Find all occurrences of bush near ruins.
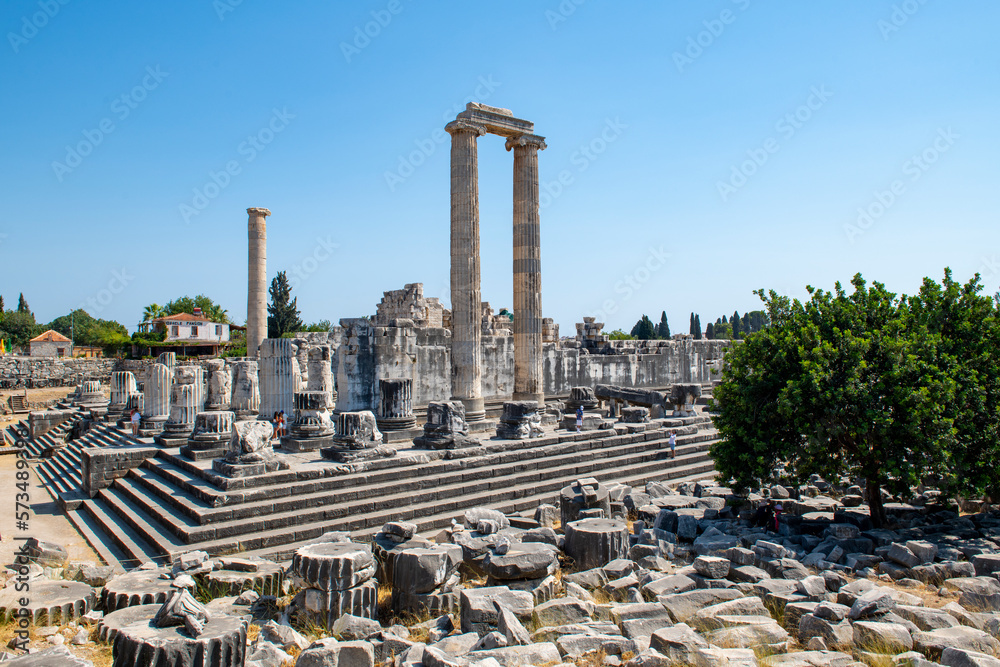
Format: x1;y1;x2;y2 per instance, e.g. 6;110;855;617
710;270;1000;527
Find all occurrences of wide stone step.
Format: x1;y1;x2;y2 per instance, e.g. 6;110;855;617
64;508;131;574
80;498;165;570
180;442;718;558
99;487;187;556
241;457;719;562
119;433;716;548
142;425;717;512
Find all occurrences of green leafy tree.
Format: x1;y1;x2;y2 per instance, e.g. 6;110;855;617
607;329;634;340
268;271;303;338
142;303;166;322
164;295;231;324
303;320;333;332
694;314;702;340
17;293;29;314
713;322;732;339
630;315;655;340
0;310;40;349
706;322;715;339
732;310;742;339
710;274;957;528
48;309;128;347
657;312;670;339
906;270;1000;500
0;295;5;314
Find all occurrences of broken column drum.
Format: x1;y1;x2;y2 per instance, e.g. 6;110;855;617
258;338;296;418
246;207;271;358
142;363;171;432
156;351;176;369
306;345;336;401
560;478;613;526
377;378;415;431
670;383;703;417
229;360;260;420
413;401;478;450
77;380;104;405
333;411;383;449
189;411;235;447
109;371;138;412
496;400;542;440
566;386;599;411
164;366;203;437
291;391;335;439
204;359;232;411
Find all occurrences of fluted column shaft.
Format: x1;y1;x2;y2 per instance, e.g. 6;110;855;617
247;207;271;358
446;121;487;422
507;134;547;406
142;363;171;426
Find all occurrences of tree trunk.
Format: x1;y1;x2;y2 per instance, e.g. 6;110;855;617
866;480;887;528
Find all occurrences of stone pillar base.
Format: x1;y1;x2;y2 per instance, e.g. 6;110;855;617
460;397;486;422
513;392;545;407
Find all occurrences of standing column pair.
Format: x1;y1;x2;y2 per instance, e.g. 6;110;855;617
446;120;546;417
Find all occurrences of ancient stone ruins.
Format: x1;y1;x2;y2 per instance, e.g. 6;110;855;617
4;103;1000;666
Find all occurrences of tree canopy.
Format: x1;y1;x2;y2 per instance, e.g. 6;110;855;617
630;315;656;340
162;295;231;324
48;309;129;350
268;271;303;338
710;271;999;527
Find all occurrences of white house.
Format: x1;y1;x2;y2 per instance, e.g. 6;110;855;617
137;308;232;356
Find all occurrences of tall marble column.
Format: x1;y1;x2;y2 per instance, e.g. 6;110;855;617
247;207;271;358
506;134;547;406
446;120;487;422
259;338;296;418
142;362;170;432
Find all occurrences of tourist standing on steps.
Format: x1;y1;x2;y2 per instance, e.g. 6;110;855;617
575;405;583;432
130;408;141;436
278;410;287;437
669;430;676;458
270;412;280;442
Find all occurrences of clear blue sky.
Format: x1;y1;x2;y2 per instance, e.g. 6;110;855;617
2;1;997;334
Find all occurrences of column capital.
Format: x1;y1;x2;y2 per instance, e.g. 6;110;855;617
247;207;271;217
505;134;547;152
445;120;487;137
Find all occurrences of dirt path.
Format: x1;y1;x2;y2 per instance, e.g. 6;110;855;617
0;451;101;568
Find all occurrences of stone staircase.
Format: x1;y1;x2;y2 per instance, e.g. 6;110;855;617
25;394;721;572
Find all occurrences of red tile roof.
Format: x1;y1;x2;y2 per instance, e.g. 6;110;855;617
30;329;72;343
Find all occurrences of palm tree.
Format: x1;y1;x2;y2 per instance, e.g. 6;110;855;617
142;303;165;322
